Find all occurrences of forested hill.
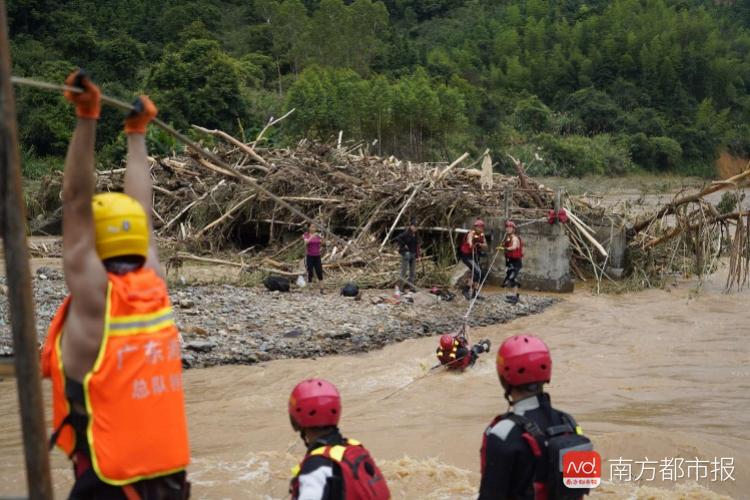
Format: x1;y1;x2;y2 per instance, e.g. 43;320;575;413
8;0;750;177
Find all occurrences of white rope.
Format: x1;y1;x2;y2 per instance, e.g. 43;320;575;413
463;248;502;321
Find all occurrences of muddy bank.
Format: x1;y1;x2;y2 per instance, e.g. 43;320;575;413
0;267;556;367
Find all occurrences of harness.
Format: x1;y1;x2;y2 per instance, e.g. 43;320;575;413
460;231;485;256
436;337;472;370
481;410;590;500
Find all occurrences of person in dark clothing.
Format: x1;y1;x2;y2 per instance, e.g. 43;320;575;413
501;220;523;304
395;219;419;291
288;379;390;500
479;335;590;500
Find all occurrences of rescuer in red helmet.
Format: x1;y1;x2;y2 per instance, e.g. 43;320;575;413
478;335;593;499
435;329;491;371
458;218;489;300
501;220;524;304
288;379;390;500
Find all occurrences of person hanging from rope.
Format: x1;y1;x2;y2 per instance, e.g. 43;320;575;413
479;335;593;500
459;219;488;300
435;325;491;371
288;379;391;500
501;220;524;305
40;69;190;499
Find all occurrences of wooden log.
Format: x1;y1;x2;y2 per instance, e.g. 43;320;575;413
632;165;750;234
641;210;746;249
435;152;469;182
176;252;247;268
379;181;425;251
567;209;608;258
153;185;180;198
251;108;296;149
162;180;226;231
192;125;270;169
196;192;257;238
0;1;54;495
187;158;351;250
280;196;343;203
507;154;545;208
260;266;298;277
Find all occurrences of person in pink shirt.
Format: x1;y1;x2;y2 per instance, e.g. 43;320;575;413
303;223;325;293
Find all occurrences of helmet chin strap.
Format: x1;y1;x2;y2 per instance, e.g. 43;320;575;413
504;387;513;407
501;377;513;406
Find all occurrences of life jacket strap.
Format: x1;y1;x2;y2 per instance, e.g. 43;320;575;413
49;413;73;451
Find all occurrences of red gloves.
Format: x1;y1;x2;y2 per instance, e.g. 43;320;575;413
64;69;101;120
125;96;158;135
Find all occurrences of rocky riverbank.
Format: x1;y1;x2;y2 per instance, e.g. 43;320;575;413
0;268;557;368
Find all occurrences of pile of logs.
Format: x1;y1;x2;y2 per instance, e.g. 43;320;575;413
28;120;750;292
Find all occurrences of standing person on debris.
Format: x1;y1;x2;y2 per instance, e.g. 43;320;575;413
501;220;523;304
395;217;420;292
303;223;325;294
436;326;490;371
479;335;593;500
288;379;391;500
40;70;190;499
459;219;488;300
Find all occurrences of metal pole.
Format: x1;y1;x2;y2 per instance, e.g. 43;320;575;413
0;0;54;497
9;76;350;250
504;185;512;220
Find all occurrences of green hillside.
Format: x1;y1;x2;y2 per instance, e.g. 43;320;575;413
8;0;750;177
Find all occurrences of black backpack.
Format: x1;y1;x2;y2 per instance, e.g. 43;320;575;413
341;282;359;297
264;276;290;292
505;412;593;499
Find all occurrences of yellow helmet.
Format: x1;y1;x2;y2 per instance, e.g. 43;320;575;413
91;192;149;260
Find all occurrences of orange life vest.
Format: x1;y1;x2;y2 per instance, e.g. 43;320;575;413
41;267;190;486
460;231;485;256
436;337;472;370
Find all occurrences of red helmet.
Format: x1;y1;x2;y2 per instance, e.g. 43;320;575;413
505;220;517;229
496;335;551;386
289;378;341;428
474;219;485;228
439;334;455;350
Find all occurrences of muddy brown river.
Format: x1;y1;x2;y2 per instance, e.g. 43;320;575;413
1;271;747;499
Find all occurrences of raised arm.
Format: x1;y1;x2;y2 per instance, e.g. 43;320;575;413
61;70;107;308
122;97;161;276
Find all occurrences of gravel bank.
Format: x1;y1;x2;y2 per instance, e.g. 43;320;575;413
0;268;557;368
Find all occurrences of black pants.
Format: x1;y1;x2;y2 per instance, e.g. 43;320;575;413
306;255;323;282
460;254;483;284
504;258;522;287
70;465;189;500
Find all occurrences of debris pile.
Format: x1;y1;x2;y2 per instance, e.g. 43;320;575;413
34;136;562;288
28;124;750;293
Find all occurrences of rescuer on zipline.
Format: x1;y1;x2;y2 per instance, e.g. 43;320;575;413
40;69;191;499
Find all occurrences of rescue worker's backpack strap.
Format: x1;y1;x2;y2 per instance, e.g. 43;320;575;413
504;413;545;457
504;412;550;498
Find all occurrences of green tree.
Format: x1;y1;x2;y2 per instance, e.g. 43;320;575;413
147;39;252;132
